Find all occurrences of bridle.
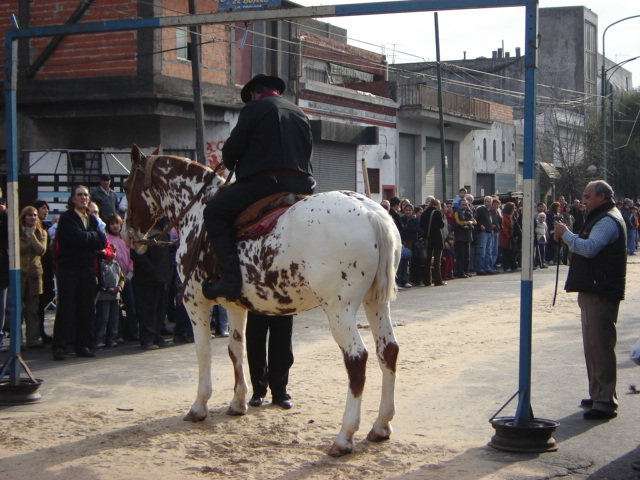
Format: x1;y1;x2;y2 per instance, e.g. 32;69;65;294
126;155;225;246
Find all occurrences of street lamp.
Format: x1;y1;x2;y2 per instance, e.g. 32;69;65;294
379;133;391;160
601;14;640;182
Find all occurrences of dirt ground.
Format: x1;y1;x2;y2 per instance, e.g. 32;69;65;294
1;262;639;480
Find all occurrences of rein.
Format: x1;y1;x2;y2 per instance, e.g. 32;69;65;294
130;156;223;246
177;164;233;299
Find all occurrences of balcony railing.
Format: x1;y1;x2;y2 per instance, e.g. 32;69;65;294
398;84;491;121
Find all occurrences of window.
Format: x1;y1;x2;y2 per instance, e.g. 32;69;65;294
176;27;191;61
584;22;597;101
68;152;101;185
483;138;487;160
502;141;505;162
367;168;380;194
493;140;497;162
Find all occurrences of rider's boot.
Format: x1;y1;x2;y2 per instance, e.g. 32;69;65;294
202;231;242;302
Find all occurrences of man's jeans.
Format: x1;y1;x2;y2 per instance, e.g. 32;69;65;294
476;231;492;273
490;232;499;270
628;229;637;255
396;246;412;285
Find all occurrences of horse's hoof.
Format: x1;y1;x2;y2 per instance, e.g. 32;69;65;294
328;442;353;457
183;410;207;422
226;405;247;416
366;427;391;442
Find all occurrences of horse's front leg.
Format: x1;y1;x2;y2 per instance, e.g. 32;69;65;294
225;306;249;415
184;302;213;422
326;306;368;457
363;301;398;442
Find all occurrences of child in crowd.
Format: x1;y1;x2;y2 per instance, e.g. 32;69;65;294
534;212;548;269
105;214;137;342
442;234;455;280
92;246;125;349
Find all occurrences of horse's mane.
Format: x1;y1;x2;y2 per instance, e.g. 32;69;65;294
150;154;217;185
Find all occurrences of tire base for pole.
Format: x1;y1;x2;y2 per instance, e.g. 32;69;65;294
0;378;43;405
489;416;559;453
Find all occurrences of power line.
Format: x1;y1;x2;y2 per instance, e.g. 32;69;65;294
23;2;605;110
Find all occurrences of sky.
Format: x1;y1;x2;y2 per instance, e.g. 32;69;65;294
295;0;639;87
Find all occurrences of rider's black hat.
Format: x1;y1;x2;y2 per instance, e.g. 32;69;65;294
240;74;286;104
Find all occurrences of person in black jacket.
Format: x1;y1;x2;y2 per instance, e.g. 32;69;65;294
52;186;107;360
202;74;315;302
420;199;446;286
131;217;173;350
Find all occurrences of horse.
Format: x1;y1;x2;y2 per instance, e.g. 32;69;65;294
124;145;401;456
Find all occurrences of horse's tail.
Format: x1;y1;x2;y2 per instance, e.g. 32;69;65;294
366;208;401;304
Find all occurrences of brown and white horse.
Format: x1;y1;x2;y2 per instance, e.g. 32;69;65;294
124;145;401;456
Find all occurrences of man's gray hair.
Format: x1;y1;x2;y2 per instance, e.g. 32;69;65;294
589;180;614;200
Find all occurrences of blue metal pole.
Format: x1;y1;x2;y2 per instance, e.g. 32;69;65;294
514;0;538;426
2;28;22;384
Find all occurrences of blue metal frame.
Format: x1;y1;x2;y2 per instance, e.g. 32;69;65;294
3;1;540;427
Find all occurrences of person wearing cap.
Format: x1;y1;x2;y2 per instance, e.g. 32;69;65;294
202;74;314;301
90;174;119;223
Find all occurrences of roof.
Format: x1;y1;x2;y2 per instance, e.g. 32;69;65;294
538;162;560;179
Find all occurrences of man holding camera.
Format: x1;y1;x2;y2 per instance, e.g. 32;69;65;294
554;180;626;420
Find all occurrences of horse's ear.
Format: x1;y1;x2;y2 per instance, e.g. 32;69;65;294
151;144;162;156
131;144;144;164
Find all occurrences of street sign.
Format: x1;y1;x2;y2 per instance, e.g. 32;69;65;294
219;0;281;12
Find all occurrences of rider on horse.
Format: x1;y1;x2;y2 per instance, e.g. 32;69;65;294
202;74;315;301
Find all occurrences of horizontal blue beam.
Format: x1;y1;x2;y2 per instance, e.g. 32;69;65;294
5;0;535;40
7;17;161;40
335;0;530;16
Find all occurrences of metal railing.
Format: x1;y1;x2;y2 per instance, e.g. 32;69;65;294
398;84;491;121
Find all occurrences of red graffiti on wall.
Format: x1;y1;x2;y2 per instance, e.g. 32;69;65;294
206;140;227;178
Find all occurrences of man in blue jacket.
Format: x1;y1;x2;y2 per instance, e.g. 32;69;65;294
202;74;315;302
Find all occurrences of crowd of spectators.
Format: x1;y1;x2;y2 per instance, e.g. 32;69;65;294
380;187;640;289
0;178;228;357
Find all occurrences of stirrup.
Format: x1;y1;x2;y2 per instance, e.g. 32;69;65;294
202;275;240;302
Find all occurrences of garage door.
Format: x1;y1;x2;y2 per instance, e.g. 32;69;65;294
312;141;357;193
398;134;416;201
425;138;454;201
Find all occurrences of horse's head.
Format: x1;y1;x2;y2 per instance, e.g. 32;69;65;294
124;145;164;253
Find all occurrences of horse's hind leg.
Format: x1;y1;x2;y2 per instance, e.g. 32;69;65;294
325;304;369;457
363;300;398;442
184;303;214;422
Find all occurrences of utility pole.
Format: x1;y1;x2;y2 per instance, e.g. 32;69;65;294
434;12;447;201
189;0;206;164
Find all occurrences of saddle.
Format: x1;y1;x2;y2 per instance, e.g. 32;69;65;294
194;192;307;301
234;192;308;240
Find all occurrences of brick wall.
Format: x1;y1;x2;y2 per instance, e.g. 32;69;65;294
489;101;514;124
160;0;229;85
0;2;19;70
300;31;387;78
27;0;138;79
341;80;392;99
0;0;229;84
